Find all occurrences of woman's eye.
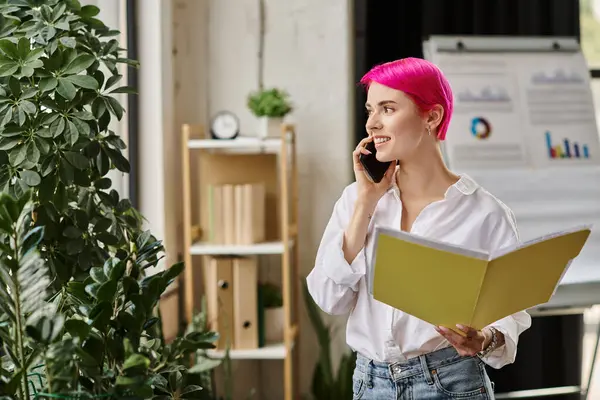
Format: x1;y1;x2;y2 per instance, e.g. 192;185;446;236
365;109;373;116
384;107;394;113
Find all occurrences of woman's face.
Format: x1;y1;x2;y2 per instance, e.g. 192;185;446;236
365;82;430;163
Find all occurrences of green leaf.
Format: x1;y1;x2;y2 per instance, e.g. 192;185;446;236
34;137;50;154
63;225;82;239
105;147;129;173
81;5;100;18
123;353;150;372
71;117;90;136
96;147;110;176
20;88;37;100
90;267;107;284
110;85;136;94
50;117;65;137
16;104;25;125
96;231;118;246
181;385;203;397
96;279;117;302
39;77;57;93
93;217;112;233
64;74;98;89
59;36;76;48
0;62;18;77
94;177;111;189
38;174;56;202
163;262;184;283
91;96;106;118
66;237;84;254
26;140;39;163
64;319;90;340
0;38;18;59
66;119;79;144
16;37;29;60
73;110;95;120
57;78;76;100
105;95;124;120
0;137;20;150
58;157;74;184
20;100;35;114
19;170;40;186
105;73;122;90
63;53;95;75
63;151;88;169
9;144;25;166
24;48;44;63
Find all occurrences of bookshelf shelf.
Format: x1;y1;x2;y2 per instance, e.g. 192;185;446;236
180;123;300;400
188;136;283;152
206;342;288;360
189;240;293;255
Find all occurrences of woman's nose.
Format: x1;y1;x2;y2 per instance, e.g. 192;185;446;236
366;114;381;132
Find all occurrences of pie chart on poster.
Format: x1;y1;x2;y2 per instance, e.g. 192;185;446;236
470;117;492;140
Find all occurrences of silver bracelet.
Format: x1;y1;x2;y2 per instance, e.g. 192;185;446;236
477;327;498;358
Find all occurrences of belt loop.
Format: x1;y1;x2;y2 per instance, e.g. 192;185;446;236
366;360;374;389
419;355;434;385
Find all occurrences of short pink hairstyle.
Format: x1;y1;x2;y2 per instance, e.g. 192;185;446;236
360;57;453;141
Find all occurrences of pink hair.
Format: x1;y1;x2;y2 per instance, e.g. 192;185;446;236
360;57;453;141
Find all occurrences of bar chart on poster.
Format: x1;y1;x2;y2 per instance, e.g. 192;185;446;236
423;37;600;171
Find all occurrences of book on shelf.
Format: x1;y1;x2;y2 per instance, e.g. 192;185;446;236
205;182;266;245
204;255;279;351
368;225;592;334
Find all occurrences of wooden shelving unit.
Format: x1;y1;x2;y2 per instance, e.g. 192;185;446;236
180;123;300;400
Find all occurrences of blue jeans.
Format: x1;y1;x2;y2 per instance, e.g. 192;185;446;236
353;346;495;399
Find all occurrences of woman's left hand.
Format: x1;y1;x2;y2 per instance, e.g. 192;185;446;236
435;324;487;357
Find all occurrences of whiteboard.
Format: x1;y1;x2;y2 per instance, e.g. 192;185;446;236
423;37;600;307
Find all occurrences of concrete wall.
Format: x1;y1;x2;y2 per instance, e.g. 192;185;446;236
139;0;356;397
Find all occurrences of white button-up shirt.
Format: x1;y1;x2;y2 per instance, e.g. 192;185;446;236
306;173;532;369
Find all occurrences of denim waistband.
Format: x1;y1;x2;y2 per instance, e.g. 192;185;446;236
356;346;476;380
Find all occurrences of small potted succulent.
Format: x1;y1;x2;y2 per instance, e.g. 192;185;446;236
247;87;293;138
260;282;284;343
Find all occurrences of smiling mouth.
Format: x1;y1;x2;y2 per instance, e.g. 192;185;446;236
374;137;391;144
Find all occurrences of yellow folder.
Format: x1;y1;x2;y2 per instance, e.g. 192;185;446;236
368;225;592;331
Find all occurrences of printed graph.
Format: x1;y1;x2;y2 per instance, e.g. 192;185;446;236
531;68;584;85
457;86;511;103
545;131;590;159
470;117;492;139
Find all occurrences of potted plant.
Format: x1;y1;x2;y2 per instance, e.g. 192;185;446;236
259;282;284;343
247;88;293;139
0;1;222;398
301;280;355;400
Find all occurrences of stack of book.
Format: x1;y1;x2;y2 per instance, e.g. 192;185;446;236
205;182;266;244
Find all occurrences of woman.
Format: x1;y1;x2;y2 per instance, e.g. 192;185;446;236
306;57;532;399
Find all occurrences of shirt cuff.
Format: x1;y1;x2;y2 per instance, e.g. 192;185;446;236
320;231;366;290
482;319;519;369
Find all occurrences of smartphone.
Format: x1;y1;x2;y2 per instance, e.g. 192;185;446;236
358;140;392;183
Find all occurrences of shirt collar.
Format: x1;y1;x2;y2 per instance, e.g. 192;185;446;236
387;172;479;198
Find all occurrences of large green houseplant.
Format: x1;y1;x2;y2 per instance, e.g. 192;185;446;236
0;1;221;398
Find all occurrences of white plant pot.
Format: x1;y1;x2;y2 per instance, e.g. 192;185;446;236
264;306;284;343
258;116;283;139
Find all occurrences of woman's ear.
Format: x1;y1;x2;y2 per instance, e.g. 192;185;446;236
427;105;444;130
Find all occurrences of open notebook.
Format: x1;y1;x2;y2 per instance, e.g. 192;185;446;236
368;225;592;331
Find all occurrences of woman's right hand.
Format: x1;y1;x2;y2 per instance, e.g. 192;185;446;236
352;136;396;206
